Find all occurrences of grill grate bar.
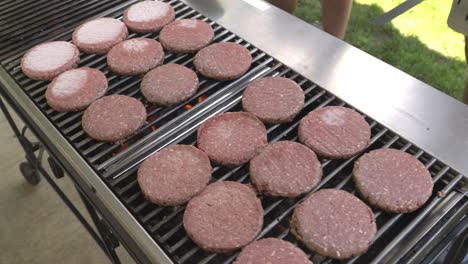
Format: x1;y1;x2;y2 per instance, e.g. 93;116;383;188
1;0;125;55
254;129;390;238
49;44;267;169
2;0;283;174
166;118;390;263
0;0;39;17
0;0;88;40
6;2;208;76
2;1;466;263
369;173;464;264
0;0;52;25
98;57;278;174
347;163;453;264
0;0;138;62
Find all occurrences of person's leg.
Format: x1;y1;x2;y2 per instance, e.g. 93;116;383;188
269;0;296;14
464;36;468;104
321;0;353;39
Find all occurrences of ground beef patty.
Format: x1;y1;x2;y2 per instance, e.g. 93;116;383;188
353;148;433;213
234;238;312;264
123;1;175;33
291;189;377;259
141;63;199;106
137;144;211;206
107;38;164;76
82;95;146;142
46;67;107;112
159;19;214;53
250;141;322;197
242;77;304;124
197;112;267;166
193;42;252;80
72;17;128;55
183;181;264;252
298;106;370;159
21;41;80;80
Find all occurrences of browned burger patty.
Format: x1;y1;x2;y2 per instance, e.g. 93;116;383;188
291;189;377;259
141;63;199;106
298;106;370;159
249;141;322;197
137;144;211;206
123;1;175;33
183;181;264;252
197;112;267;166
107;38;164;76
21;41;80;80
193;42;252;80
82;95;146;142
159;19;214;53
234;238;313;264
353;148;433;213
242;77;305;124
72;17;128;55
46;67;108;112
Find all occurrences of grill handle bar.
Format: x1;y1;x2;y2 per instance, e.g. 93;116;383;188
445;225;468;264
371;174;465;264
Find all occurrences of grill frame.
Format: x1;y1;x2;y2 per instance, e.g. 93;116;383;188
0;0;467;264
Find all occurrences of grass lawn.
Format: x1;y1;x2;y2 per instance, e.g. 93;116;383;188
296;0;466;101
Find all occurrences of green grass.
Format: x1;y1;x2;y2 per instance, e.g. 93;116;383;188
296;0;465;100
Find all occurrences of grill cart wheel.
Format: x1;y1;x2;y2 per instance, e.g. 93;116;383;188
19;162;41;185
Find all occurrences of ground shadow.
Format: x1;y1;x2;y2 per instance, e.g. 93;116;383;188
296;0;465;101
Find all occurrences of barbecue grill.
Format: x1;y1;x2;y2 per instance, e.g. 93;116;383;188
1;0;467;263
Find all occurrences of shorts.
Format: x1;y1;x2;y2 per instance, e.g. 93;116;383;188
448;0;468;35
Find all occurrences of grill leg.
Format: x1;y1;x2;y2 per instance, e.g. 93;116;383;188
77;189;121;264
0;96;119;263
0;96;41;185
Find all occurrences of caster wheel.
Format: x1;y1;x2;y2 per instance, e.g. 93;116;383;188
19;162;41;185
48;157;64;179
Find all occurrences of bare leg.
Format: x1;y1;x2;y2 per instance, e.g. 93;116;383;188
269;0;296;14
322;0;353;39
464;36;468;104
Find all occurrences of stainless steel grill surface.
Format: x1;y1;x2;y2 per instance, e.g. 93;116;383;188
0;0;466;264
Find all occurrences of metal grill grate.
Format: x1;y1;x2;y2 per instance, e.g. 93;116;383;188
0;1;466;263
108;63;466;263
0;0;276;173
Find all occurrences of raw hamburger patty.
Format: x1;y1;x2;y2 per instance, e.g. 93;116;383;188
21;41;80;80
137;144;211;206
123;1;175;33
242;77;304;124
82;95;146;142
250;141;322;197
291;189;377;259
197;112;267;166
72;17;128;55
141;63;199;106
107;38;164;76
353;148;433;213
234;238;312;264
194;42;252;80
298;106;370;159
46;67;108;112
159;19;214;53
183;181;264;252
